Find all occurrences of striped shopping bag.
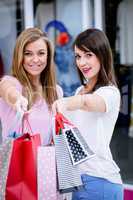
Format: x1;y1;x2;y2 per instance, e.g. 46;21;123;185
54;133;82;193
53;113;95;193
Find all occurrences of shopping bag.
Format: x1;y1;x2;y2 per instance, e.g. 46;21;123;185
5;114;41;200
54;133;83;193
53;114;83;193
37;145;58;200
0;139;13;200
54;113;95;193
0;112;23;200
56;113;95;165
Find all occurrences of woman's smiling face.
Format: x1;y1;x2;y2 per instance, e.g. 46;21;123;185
23;38;48;78
74;45;101;82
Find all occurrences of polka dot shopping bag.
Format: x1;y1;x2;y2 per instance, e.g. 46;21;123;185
37;145;58;200
37;145;64;200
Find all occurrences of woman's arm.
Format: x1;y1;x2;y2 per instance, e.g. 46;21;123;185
52;86;120;114
52;93;106;114
0;77;28;113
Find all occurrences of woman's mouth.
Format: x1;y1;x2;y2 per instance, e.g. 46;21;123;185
29;65;41;70
82;67;91;74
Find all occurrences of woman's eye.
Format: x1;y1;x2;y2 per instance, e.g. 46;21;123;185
24;52;32;56
75;55;80;59
39;52;44;55
39;52;47;56
85;53;93;57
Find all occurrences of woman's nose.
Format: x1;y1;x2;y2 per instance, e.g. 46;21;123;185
32;55;39;62
79;56;86;66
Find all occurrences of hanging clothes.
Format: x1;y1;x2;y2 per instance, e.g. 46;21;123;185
116;0;133;65
0;1;17;73
45;20;81;97
35;2;55;40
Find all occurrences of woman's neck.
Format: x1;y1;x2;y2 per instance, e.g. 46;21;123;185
85;77;97;91
29;75;41;87
79;77;98;95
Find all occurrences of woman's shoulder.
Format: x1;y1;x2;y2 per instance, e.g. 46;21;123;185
75;84;120;96
94;85;121;113
95;85;120;95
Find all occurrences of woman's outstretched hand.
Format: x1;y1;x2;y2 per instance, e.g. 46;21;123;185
13;95;28;114
52;98;67;115
52;95;83;115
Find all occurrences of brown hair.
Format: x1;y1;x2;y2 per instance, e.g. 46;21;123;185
11;27;58;108
73;28;117;88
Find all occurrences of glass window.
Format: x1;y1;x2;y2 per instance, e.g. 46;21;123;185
105;0;133;185
0;0;24;76
34;0;88;96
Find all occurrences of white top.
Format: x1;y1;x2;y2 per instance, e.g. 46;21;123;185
65;85;122;184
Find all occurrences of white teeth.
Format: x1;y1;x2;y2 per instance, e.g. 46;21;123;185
30;65;40;67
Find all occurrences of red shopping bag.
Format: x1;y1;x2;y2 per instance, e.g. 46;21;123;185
5;114;41;200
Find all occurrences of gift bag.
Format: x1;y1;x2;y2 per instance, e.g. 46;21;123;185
37;145;58;200
62;127;94;165
5;114;41;200
54;113;95;193
56;113;95;165
0;112;23;200
54;133;82;193
0;139;13;200
53;114;83;193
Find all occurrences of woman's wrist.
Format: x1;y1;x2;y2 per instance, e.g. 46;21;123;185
66;95;83;110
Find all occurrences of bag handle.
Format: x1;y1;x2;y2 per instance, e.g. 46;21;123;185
22;113;33;135
54;112;74;135
8;112;33;138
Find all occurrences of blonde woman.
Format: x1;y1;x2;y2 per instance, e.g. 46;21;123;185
0;27;63;144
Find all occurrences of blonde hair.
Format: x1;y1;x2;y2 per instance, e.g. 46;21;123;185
11;27;58;109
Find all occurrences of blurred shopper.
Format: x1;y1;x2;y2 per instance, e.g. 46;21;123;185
52;28;123;200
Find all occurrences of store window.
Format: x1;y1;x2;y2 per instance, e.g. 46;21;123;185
0;0;24;76
34;0;95;96
0;0;24;142
105;0;133;185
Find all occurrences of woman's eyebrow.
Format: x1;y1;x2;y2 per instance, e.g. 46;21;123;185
24;49;47;52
